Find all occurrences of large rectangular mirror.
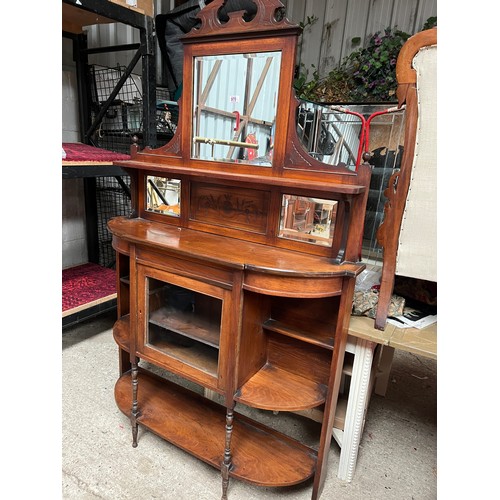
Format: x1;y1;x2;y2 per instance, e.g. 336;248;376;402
192;51;281;166
278;195;338;247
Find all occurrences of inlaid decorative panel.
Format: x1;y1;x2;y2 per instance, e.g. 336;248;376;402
190;183;270;233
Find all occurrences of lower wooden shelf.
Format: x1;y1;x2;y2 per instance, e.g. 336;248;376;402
115;369;317;486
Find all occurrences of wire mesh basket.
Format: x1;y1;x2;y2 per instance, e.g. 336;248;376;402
88;65;177;153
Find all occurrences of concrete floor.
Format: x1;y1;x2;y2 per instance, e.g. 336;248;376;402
62;311;437;499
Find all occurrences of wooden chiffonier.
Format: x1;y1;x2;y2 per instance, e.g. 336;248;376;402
108;1;371;499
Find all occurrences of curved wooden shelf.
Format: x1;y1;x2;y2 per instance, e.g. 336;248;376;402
235;364;327;411
116;316;327;412
115;369;317;486
113;315;130;351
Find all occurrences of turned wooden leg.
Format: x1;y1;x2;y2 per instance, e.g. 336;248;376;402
131;361;140;448
221;408;234;500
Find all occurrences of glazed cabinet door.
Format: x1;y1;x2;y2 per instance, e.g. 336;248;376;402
136;263;232;392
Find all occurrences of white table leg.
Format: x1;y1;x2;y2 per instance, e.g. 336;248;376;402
337;338;376;482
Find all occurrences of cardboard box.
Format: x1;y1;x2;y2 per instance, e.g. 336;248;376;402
108;0;154;18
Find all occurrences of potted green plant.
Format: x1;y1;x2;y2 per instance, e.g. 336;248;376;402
294;17;437;103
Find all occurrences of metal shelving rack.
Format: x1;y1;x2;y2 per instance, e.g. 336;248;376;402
62;0;157;150
63;0;156;265
62;0;156;326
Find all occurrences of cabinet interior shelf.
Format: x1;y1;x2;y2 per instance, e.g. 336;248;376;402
115;369;317;486
263;319;334;350
115;316;329;412
148;324;219;377
149;306;220;348
115;316;219;379
235;363;327;411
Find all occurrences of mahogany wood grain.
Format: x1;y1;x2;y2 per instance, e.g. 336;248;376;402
268;296;339;341
128;245;139;367
243;272;343;298
117;159;369;195
236;291;269;389
116;253;131;375
115;369;317;486
109;217;364;278
135;247;233;289
181;0;301;43
263;319;334;350
146;325;220;376
108;1;373;497
190;182;271;234
112;315;130;352
115;314;221;391
116;253;130;318
266;333;331;384
136;264;231;390
396;28;437;86
219;271;244;404
312;276;354;499
235;363;327;411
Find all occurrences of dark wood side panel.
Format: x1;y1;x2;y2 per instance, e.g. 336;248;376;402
237;291;269;388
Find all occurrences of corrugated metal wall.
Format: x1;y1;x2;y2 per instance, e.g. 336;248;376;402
284;0;437;79
84;0;437;87
86;22;141;70
84;0;170;80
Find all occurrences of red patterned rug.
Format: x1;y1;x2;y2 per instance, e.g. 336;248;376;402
62;142;130;162
62;263;117;313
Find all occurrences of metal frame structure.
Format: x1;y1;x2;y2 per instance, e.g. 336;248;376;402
62;0;154;266
62;0;157;149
